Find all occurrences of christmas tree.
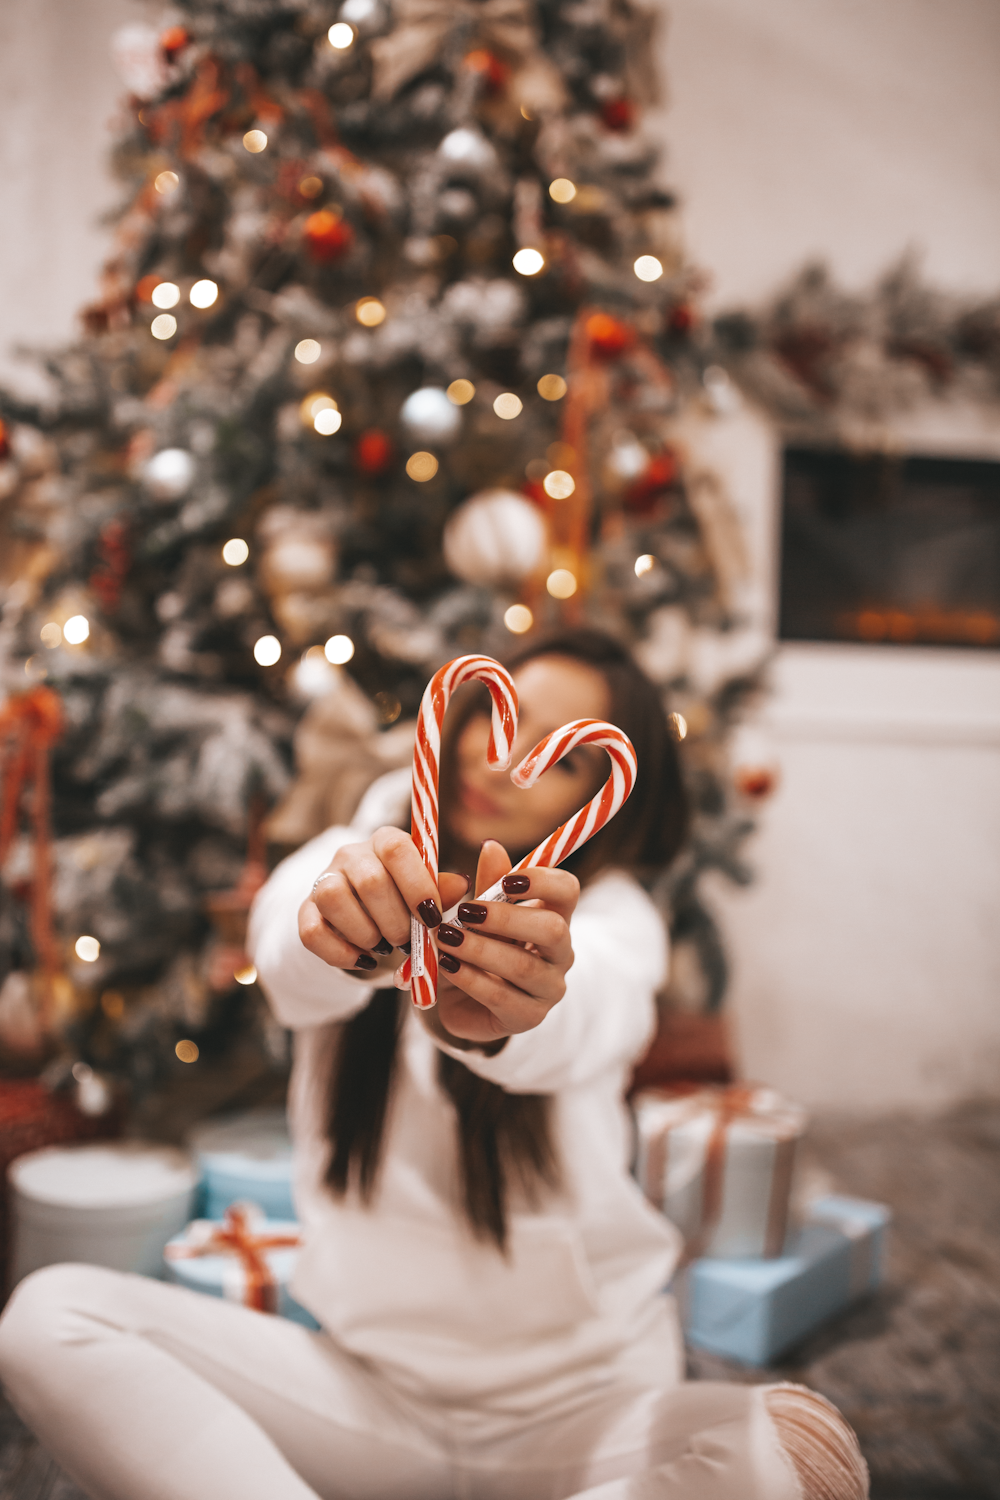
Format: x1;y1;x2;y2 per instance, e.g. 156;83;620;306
0;0;764;1107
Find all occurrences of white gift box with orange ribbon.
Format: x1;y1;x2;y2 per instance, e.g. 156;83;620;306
633;1085;808;1260
163;1202;318;1328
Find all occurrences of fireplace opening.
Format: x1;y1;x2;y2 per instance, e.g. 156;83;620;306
778;446;1000;649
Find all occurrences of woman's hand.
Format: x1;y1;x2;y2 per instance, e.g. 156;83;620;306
298;827;470;978
421;839;580;1045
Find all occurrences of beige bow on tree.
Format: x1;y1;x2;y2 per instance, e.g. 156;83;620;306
371;0;538;100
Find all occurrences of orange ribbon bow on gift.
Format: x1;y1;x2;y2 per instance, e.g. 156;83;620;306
165;1203;302;1313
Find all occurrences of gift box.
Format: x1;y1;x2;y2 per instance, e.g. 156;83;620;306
634;1084;807;1259
164;1203;319;1329
8;1141;197;1288
187;1106;295;1221
677;1194;890;1366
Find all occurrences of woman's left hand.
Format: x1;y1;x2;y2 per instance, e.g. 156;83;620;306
405;840;579;1045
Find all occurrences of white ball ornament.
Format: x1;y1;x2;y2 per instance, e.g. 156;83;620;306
437;128;497;175
443;490;548;588
144;447;196;500
400;387;462;446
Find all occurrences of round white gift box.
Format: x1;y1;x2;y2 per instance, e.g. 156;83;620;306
8;1142;197;1286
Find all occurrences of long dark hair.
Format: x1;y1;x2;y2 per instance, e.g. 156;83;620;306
325;629;689;1249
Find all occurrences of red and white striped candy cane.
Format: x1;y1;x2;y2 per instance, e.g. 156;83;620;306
409;655;518;1009
474;718;637;903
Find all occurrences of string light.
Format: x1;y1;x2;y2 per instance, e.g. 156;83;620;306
151;281;180;309
546;568;577;599
63;615;90;645
314;407;342;434
75;935;101;962
512;248;545;276
406;451;438;481
151;314;176;340
355;297;386;326
328;21;354;47
668;711;688;741
446;379;475;405
175;1039;200;1063
189;279;219;308
40;622;62;647
548;178;577;203
294;339;321;364
493;392;523;420
154;170;179;194
634;553;656;576
254;635;281;666
543;469;575;499
324;634;355;665
299;175;323;198
634;255;664;282
537;374;567;400
243;129;268;153
233;964;258;985
222;538;249;565
504;604;533;634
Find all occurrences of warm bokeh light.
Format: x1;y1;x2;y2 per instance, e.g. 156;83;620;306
634;254;664;282
175;1039;200;1063
406;451;439;481
537;373;567;401
546;568;578;599
543;469;575;500
254;634;282;666
190;279;219;308
355;297;386;326
548;178;577;203
374;691;402;724
324;634;355;665
63;614;90;645
151;281;180;309
75;935;101;962
222;538;249;566
40;622;62;648
233;964;258;985
300;392;337;425
243;129;268;153
668;711;688;741
446;379;476;405
504;604;534;634
299;175;323;199
294;339;322;364
328;21;354;47
314;407;343;435
493;392;523;420
634;553;656;576
151;314;177;340
154;170;179;194
512;248;545;276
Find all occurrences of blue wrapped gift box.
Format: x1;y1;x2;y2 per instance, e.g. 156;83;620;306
676;1195;889;1366
187;1107;295;1221
163;1211;320;1330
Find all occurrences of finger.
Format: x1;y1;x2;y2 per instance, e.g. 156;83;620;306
435;957;563;1038
313;865;402;953
436;925;567;1002
371;826;448;930
439;871;471;913
494;866;580;924
298;898;380;976
454;897;575;962
475;839;511;899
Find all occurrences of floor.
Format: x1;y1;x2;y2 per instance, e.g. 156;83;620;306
2;1100;998;1499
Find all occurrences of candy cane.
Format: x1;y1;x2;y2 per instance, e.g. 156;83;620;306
409;655;518;1009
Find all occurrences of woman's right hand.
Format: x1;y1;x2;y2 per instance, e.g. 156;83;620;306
298;827;470;978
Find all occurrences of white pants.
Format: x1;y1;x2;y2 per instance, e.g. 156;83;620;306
0;1264;865;1500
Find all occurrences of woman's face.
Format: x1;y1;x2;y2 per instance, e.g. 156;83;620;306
444;655;611;859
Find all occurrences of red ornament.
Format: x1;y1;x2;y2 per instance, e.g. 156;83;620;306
600;97;634;133
668;302;696;336
464;48;510;93
303;210;354;263
354;429;393;475
0;420;9;461
624;450;677;513
734;766;778;801
160;26;190;61
585;312;633;359
90;518;131;613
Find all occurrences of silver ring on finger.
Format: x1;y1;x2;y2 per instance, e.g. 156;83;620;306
310;871;339;896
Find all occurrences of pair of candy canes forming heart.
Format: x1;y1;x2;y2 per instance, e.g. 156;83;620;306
401;654;638;1010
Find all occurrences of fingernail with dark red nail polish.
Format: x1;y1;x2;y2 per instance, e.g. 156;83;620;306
439;951;461;974
372;938;393;956
437;923;464;948
502;874;530;896
350;953;377;971
458;902;488;925
417;898;442;928
398;941;412;955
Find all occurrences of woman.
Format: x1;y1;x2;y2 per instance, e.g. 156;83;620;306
0;630;867;1499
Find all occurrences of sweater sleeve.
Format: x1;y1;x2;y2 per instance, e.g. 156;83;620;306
247;825;378;1030
431;871;667;1094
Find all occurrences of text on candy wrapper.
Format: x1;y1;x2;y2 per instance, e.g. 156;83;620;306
411;920;426;977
